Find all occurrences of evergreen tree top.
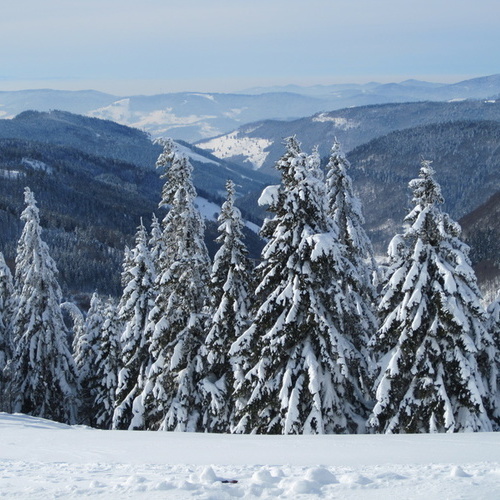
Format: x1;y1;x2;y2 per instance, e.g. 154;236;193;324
20;187;41;226
216;179;244;238
409;160;444;207
307;145;324;182
405;159;462;246
154;138;176;170
155;139;196;210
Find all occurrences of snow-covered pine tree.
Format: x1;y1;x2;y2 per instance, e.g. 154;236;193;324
231;137;371;435
73;292;105;425
0;252;15;410
325;140;378;399
61;301;85;350
201;179;253;433
92;298;122;429
369;160;494;433
137;139;211;431
120;246;133;288
488;291;500;336
486;291;500;429
113;221;156;430
148;213;166;274
8;187;78;424
0;252;14;368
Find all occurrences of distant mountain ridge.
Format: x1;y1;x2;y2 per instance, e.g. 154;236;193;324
0;74;499;142
240;74;500;101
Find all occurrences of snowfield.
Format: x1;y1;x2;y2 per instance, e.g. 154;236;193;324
1;413;499;499
197;132;273;170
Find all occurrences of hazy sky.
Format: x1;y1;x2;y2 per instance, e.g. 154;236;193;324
1;0;498;95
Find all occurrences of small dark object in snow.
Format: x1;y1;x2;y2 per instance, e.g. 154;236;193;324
220;479;238;484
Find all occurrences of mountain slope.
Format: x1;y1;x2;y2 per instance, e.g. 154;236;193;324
0;113;270;297
0;110;275;199
345;120;500;251
0;138;159;296
459;191;500;295
196;100;500;174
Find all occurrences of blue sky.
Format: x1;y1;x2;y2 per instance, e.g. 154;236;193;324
1;0;498;95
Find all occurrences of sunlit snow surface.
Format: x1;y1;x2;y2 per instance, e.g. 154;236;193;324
1;413;499;499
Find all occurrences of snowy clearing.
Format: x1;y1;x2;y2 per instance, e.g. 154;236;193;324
1;413;499;499
195;196;221;222
197;132;272;170
312;113;359;129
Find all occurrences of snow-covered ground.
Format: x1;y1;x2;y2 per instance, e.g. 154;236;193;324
1;413;499;499
197;131;272;170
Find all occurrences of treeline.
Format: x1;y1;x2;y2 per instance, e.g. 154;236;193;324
0;138;499;434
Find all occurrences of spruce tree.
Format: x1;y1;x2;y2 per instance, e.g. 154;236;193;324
487;291;500;336
113;221;156;430
92;298;121;429
73;292;106;425
137;140;211;431
8;187;78;424
231;137;371;434
0;252;15;410
148;213;166;273
325;140;378;397
486;291;500;429
369;161;494;433
201;179;253;432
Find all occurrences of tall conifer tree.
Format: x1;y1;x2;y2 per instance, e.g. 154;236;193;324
113;221;156;429
73;292;105;425
369;161;494;433
201;179;253;432
92;298;121;429
231;138;371;434
8;188;78;424
325;140;378;396
0;252;15;410
137;140;211;431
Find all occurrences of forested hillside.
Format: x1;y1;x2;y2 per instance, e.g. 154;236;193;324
0;141;268;297
0;138;161;296
0;110;159;168
0;112;273;296
0;110;274;197
460;191;500;294
197;100;500;173
346;120;500;248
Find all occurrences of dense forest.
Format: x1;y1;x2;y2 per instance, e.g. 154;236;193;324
1;138;499;435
